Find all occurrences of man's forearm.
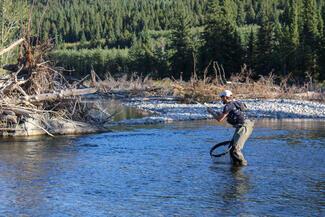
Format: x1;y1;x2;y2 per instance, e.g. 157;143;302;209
207;108;227;122
210;110;219;119
207;108;220;119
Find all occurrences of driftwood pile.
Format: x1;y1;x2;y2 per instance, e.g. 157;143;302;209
0;37;113;137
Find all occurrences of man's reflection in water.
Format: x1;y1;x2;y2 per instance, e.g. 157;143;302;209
219;166;251;215
222;166;251;201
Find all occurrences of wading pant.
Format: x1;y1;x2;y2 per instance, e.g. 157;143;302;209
230;120;254;166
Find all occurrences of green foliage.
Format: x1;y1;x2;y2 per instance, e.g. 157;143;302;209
298;0;321;79
129;40;169;78
202;0;244;75
32;0;209;44
274;0;301;76
246;27;256;68
255;12;274;75
0;0;28;67
169;11;195;80
319;6;325;80
50;49;130;77
27;0;325;82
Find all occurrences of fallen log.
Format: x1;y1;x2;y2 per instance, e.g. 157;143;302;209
0;38;25;56
0;128;24;131
0;36;115;137
1;107;33;117
20;87;98;103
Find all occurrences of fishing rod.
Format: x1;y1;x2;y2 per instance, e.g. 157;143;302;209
193;100;221;119
193;100;233;158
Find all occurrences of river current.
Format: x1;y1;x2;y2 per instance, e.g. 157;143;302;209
0;119;324;216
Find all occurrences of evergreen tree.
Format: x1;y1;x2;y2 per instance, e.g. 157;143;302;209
129;40;168;78
202;0;243;76
236;1;246;26
273;19;287;74
246;3;256;24
300;0;321;79
278;0;300;75
32;0;210;44
287;0;300;48
26;0;325;81
318;5;325;81
255;8;274;75
319;38;325;81
246;28;255;68
170;11;194;80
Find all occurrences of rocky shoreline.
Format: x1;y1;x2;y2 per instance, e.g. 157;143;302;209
4;96;325;136
118;98;325;125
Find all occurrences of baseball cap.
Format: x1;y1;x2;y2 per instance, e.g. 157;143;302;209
219;90;232;97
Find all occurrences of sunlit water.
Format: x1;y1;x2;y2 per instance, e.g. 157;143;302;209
0;119;324;216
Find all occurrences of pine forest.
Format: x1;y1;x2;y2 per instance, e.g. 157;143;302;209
1;0;325;83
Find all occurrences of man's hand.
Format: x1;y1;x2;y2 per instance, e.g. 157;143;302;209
206;107;221;118
206;107;214;114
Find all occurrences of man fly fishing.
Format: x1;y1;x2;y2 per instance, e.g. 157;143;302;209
207;90;254;166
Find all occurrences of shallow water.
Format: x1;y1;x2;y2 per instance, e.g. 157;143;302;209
0;119;324;216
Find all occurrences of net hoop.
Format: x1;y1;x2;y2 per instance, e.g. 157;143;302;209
209;140;233;158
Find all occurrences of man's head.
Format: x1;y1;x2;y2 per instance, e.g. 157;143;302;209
219;90;233;104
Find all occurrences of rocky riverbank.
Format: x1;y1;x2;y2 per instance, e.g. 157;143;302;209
117;97;325;125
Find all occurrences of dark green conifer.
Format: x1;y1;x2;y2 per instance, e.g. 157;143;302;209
202;0;243;75
255;7;274;75
246;28;255;68
170;11;194;80
300;0;321;79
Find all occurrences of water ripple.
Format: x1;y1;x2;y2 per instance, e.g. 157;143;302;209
0;120;324;216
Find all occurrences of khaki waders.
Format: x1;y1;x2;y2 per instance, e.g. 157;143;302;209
230;120;254;166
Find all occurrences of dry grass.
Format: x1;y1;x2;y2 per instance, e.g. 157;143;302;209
85;72;175;96
227;67;324;102
97;65;324;103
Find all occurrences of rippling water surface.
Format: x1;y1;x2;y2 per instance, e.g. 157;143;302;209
0;119;324;216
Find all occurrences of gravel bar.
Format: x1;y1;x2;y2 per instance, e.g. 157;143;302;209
118;98;325;124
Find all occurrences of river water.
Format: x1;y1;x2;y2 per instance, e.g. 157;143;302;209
0;119;324;216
